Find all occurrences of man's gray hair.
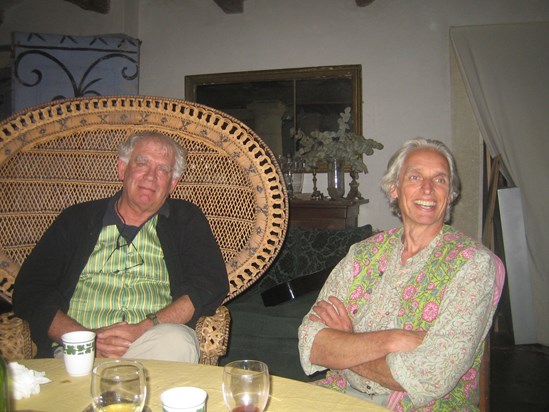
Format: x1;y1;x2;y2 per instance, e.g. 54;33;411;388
380;138;460;222
118;132;187;179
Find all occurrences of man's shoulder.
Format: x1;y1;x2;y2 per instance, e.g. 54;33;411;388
61;197;109;213
360;227;402;245
56;198;110;223
162;198;209;225
159;199;211;237
166;198;203;214
442;225;497;264
443;225;490;249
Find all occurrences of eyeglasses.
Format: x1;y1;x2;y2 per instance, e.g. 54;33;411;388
101;234;145;274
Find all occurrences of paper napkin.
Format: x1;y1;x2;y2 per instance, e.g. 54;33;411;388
8;362;51;400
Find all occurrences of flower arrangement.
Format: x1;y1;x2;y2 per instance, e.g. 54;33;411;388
293;107;383;173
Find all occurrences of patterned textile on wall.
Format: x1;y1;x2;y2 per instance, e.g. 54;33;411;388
12;31;140;113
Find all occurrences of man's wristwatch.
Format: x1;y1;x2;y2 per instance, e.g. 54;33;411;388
146;312;160;326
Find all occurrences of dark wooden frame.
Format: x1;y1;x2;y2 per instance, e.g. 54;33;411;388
184;65;362;158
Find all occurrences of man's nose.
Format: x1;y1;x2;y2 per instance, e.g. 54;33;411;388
422;179;433;193
143;167;157;180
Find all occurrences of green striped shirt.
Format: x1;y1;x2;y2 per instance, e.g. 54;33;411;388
68;215;172;328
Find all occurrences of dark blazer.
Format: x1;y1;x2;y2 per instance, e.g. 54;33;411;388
13;197;228;357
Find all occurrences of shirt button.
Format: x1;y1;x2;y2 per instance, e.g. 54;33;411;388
367;385;372;390
385;311;390;316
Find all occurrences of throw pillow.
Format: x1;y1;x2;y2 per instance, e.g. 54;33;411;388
257;224;373;292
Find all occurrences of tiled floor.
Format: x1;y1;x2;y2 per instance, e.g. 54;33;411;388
490;343;549;412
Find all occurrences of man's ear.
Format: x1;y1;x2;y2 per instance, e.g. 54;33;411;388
169;177;180;194
117;159;127;180
389;183;398;200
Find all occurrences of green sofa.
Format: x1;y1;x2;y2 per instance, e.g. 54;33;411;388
220;224;374;381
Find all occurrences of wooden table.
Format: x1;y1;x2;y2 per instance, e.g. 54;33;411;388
13;359;389;411
290;195;368;229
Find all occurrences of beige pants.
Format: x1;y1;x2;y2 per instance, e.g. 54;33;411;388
123;323;199;363
55;323;199;363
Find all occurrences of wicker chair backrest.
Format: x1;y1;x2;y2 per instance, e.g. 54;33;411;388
0;96;288;303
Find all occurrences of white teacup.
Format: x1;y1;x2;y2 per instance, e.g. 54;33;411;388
160;386;207;412
61;330;96;376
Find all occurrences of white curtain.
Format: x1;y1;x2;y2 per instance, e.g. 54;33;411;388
450;22;549;345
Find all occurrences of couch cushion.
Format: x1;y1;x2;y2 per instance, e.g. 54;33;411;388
255;224;373;292
223;290;322;381
223;225;374;381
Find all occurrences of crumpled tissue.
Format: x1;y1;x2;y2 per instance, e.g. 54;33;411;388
8;362;51;400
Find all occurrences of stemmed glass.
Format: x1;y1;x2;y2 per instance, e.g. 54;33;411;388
91;360;147;412
222;360;270;412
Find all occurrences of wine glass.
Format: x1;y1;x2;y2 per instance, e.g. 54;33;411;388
91;360;147;412
222;360;270;412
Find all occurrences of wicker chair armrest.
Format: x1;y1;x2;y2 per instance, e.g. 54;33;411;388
1;249;19;302
195;306;231;365
0;312;37;361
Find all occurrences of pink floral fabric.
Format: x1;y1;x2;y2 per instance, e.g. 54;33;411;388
298;225;500;411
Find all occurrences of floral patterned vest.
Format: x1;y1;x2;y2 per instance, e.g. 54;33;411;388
318;225;485;411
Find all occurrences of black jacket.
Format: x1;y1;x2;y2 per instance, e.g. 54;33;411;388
13;197;228;357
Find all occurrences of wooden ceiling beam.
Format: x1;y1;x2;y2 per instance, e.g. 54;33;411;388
356;0;376;6
213;0;245;14
58;0;374;16
65;0;110;14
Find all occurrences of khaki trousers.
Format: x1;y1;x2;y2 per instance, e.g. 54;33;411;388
123;323;199;363
55;323;199;363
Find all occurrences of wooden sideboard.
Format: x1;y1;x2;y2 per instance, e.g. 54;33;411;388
289;195;368;229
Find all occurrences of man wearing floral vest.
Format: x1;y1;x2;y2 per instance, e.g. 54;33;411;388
299;138;504;411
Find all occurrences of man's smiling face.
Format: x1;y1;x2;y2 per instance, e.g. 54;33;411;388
391;148;451;230
118;137;179;216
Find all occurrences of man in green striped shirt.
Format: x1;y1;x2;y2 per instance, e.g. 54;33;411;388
14;133;228;362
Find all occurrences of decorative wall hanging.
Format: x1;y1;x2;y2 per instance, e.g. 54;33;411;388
11;31;140;113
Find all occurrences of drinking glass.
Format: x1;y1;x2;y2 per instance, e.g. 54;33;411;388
91;360;147;412
222;360;270;412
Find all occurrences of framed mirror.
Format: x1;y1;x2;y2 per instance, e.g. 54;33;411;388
184;65;362;158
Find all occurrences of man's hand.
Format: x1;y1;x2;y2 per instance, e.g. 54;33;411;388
94;321;150;358
309;296;353;333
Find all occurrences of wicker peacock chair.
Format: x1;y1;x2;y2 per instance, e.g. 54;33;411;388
0;96;288;364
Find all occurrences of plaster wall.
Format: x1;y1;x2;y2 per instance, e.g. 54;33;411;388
2;0;548;230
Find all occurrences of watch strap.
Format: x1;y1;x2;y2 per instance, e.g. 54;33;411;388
146;312;160;325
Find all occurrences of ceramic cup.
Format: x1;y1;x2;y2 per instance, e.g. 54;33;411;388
61;330;96;376
160;386;207;412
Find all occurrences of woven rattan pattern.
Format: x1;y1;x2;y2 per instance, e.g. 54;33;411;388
195;305;231;365
0;96;288;362
0;313;36;359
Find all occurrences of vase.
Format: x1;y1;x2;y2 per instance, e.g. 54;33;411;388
291;157;305;195
278;154;306;199
277;154;294;198
327;158;345;199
